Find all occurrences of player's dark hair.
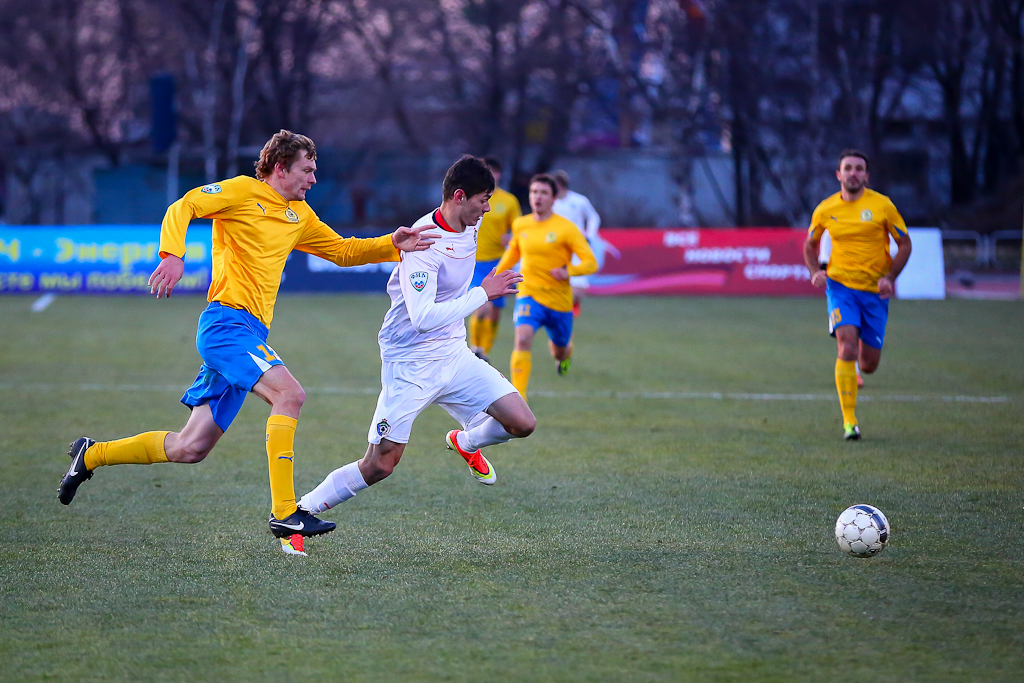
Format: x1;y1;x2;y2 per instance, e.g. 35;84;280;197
442;155;495;200
255;130;317;180
483;156;503;173
529;173;558;196
837;149;869;172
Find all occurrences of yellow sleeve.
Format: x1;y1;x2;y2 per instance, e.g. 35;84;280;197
885;199;908;239
566;227;598;277
496;232;521;273
295;216;399;266
159;181;243;259
807;204;826;241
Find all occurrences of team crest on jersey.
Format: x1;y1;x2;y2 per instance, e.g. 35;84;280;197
376;419;391;437
200;183;222;194
860;209;873;222
285;208;299;223
410;271;428;292
545;232;557;243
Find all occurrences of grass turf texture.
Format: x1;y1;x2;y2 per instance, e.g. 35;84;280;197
1;294;1022;682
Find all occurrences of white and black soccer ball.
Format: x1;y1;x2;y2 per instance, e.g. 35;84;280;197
835;504;890;557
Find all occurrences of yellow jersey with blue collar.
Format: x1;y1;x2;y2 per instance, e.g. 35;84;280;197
159;176;398;326
477;186;521;261
808;188;907;293
496;212;597;312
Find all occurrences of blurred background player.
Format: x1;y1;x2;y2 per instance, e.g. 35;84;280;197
552;169;602;316
468;157;521;362
804;149;912;440
497;174;597;400
298;156;534;518
57;130;437;548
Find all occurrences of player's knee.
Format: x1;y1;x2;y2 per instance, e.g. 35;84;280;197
860;359;880;374
172;441;213;464
507;411;536;438
277;387;306;415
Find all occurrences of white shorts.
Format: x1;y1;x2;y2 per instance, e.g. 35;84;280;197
367;346;518;444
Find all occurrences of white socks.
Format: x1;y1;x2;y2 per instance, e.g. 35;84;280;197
299;461;367;514
460;416;516;452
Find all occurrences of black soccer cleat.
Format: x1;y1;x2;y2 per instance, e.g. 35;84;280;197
58;437;96;505
268;506;336;538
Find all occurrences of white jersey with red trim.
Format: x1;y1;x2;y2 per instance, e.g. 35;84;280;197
378;209;488;361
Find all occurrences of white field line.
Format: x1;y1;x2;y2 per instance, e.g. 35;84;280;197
0;382;1011;404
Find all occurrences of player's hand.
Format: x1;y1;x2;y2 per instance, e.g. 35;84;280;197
481;268;523;300
550;266;569;281
392;225;441;252
810;270;827;288
149;255;184;299
878;275;894;299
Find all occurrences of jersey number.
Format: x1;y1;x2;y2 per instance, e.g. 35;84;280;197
256;344;280;362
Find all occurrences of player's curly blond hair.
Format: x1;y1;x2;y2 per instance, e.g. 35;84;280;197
254;130;317;180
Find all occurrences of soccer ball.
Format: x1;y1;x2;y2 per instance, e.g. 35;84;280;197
834;504;890;557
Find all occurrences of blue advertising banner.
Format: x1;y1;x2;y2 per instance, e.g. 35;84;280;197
0;226;212;294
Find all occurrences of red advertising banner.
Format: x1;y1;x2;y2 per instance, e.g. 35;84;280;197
589;228;822;296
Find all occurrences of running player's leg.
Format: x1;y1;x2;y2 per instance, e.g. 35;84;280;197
545;306;575;376
856;293;888;375
299;359;433;513
510;297;541;399
827;280;862;439
481;292;505;355
439;350;534;485
251;365;307;523
469;259;499;356
834;325;861;439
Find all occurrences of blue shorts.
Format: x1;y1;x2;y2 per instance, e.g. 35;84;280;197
471;259;505;309
826;278;889;349
512;296;574;348
181;302;285;431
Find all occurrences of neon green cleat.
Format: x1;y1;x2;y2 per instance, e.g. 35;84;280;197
844;423;861;441
556;357;571;376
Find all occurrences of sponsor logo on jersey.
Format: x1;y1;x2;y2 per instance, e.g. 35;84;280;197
546;232;557;243
860;209;873;222
285;208;299;223
200;183;222;194
376;419;391;437
410;271;428;291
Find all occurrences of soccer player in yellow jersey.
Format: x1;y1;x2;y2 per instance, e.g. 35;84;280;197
804;149;912;441
468;157;521;361
496;174;597;400
58;130;437;548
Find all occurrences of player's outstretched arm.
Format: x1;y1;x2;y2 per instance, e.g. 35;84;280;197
392;225;441;252
803;233;826;288
481;268;523;300
878;232;912;299
149;255;184;299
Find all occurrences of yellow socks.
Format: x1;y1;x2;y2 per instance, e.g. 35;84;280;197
835;359;858;426
481;319;499;354
83;431;169;469
510;350;532;399
468;316;483;349
266;415;299;520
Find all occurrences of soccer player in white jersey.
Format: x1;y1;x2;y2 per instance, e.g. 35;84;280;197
298;156;536;519
552;170;602;315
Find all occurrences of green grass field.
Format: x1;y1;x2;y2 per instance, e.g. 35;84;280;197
1;294;1022;682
